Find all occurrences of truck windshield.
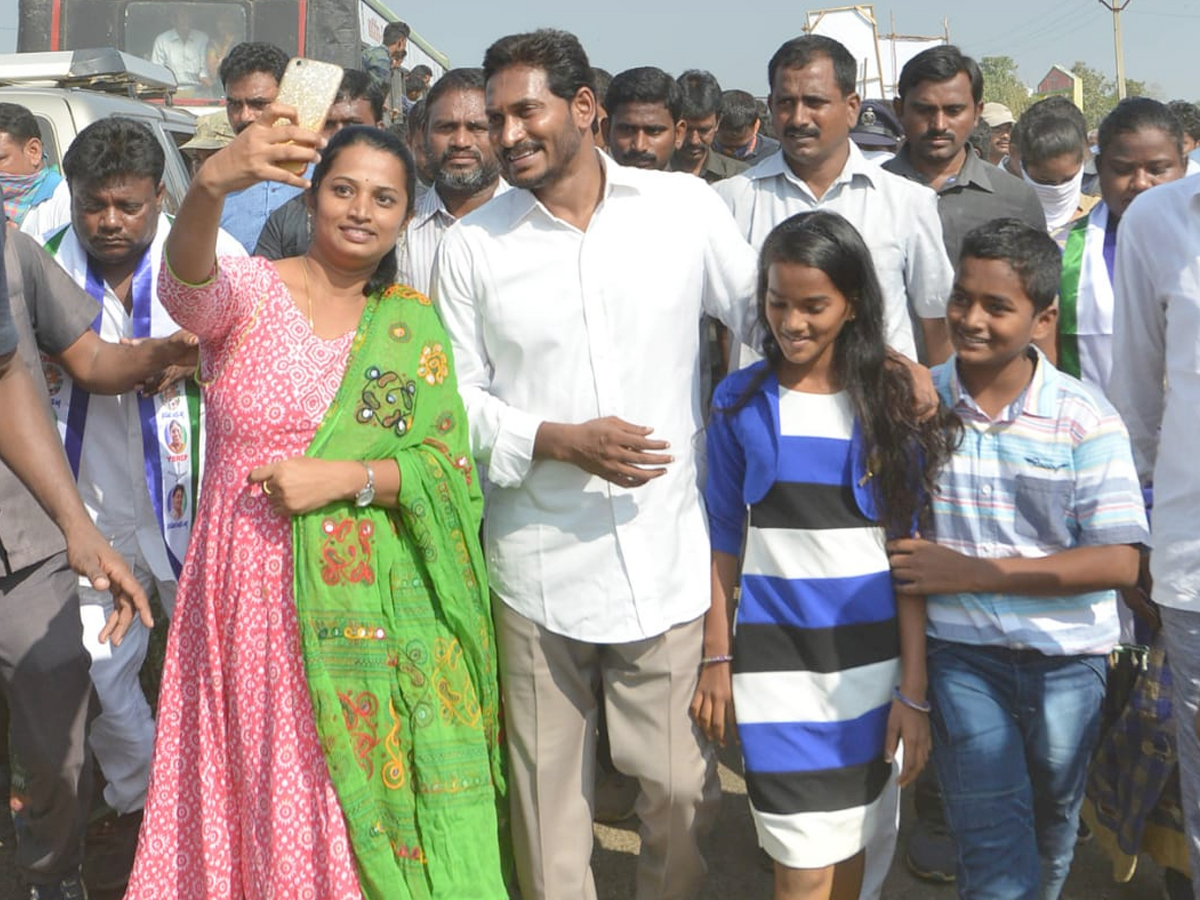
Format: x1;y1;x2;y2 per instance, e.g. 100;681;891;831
124;2;248;98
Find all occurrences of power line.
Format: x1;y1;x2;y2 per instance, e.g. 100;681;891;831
976;0;1092;50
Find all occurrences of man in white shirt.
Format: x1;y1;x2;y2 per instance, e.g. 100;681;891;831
40;119;244;871
401;67;506;296
434;29;757;900
149;7;210;89
1109;174;1200;898
715;34;953;364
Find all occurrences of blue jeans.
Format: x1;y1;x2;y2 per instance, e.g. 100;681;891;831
927;638;1106;900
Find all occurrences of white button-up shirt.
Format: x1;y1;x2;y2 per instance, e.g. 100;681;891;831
1109;175;1200;612
150;28;209;87
434;151;757;642
401;178;509;298
715;141;954;362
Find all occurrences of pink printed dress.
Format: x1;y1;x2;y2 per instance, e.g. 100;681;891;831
125;256;364;899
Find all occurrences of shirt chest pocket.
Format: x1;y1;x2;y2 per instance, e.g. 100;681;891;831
1013;474;1074;547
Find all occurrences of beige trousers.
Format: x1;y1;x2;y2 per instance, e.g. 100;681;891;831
495;599;719;900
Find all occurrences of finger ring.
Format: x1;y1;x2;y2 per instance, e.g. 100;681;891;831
262;483;274;496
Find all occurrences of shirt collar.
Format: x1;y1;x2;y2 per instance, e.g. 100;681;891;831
941;346;1057;424
505;149;641;228
416;177;512;229
891;144;995;193
749;139;878;192
410;185;451;229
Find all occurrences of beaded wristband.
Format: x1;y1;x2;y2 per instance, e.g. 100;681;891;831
893;686;931;714
700;654;733;667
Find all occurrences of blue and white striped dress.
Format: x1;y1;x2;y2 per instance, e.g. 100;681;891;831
732;387;900;868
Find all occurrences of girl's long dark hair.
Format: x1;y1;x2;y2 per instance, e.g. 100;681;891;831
309;125;416;297
723;210;960;537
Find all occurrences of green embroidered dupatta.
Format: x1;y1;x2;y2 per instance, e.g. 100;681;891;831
1058;213;1091;380
292;284;507;899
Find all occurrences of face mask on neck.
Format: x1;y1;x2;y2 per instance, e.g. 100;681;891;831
1022;162;1084;230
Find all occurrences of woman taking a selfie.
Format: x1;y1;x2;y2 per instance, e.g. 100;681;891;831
124;112;507;900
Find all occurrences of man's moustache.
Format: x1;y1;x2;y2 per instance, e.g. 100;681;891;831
619;151;658;166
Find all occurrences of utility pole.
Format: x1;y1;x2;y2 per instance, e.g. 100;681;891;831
1097;0;1133;100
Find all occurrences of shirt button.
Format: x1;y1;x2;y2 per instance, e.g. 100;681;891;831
981;485;992;496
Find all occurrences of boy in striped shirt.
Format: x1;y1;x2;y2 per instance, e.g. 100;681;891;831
887;218;1148;900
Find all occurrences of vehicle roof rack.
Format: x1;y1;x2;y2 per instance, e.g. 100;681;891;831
0;48;176;100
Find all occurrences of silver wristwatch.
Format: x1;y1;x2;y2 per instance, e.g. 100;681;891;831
355;462;376;507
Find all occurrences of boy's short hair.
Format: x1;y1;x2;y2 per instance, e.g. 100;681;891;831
959;218;1061;313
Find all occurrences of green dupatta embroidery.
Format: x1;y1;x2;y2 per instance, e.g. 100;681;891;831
1058;214;1090;380
292;285;507;900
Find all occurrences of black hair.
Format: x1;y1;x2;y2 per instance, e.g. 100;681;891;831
218;41;288;90
969;118;992;156
897;45;983;104
335;69;385;124
382;21;410;46
483;29;594;109
1166;100;1200;142
411;64;433;79
425;67;486;114
757;97;777;138
768;35;856;97
718;90;759;132
591;68;614;136
1015;96;1087;167
592;67;613;106
677;69;722;120
63;117;164;191
958;218;1061;313
605;67;681;122
1099;97;1185;159
309;126;415;297
0;102;41;144
405;70;427;94
407;98;428;136
724;211;959;537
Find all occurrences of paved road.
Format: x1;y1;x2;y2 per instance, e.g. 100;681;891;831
0;750;1171;898
591;746;1170;900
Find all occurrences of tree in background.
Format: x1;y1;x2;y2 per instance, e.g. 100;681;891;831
980;56;1032;117
1070;61;1152;128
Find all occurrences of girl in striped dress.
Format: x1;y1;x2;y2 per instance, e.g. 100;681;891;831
692;211;958;900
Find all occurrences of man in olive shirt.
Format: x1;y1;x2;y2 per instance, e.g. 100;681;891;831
884;46;1045;269
673;70;747;184
0;226;164;897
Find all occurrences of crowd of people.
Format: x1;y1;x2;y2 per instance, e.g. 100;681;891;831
1;18;1200;900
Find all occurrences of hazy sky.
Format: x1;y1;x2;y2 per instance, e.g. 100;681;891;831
388;0;1199;102
0;0;1194;101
